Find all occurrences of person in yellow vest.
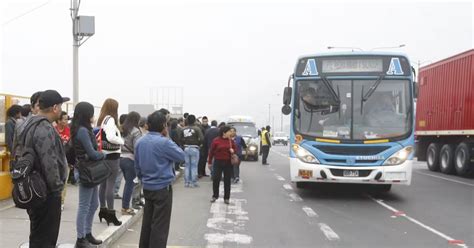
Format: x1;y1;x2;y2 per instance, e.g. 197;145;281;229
261;125;272;165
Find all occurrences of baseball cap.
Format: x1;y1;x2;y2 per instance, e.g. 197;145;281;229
38;90;70;109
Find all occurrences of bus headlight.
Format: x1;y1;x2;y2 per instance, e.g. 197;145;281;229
292;144;320;164
383;146;414;166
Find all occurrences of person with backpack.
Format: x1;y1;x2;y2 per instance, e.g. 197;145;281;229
11;90;69;248
120;111;143;216
71;102;105;248
96;98;124;226
180;115;204;188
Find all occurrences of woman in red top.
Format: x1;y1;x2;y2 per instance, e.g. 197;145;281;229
56;111;71;144
208;125;237;204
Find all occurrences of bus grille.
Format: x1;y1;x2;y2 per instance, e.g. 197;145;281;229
314;145;390;156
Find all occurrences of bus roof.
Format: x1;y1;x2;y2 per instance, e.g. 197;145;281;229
227;115;255;123
296;51;410;61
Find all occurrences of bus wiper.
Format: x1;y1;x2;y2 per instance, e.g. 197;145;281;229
362;75;384;102
361;75;384;114
321;76;341;105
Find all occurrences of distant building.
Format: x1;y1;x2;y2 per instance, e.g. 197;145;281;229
128;104;155;117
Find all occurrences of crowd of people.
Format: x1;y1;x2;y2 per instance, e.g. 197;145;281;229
6;89;274;248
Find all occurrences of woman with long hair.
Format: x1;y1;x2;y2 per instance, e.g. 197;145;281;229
96;98;124;226
71;102;105;247
119;111;142;215
208;125;237;204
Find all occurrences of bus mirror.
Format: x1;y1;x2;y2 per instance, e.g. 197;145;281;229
283;87;292;105
282;105;292;115
414;81;419;99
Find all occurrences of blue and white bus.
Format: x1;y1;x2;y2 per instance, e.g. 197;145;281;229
281;52;416;191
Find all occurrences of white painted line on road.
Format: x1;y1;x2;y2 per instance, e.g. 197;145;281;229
369;196;467;247
283;183;293;191
302;206;318;218
275;174;286;181
289;193;303;202
415;171;474;187
205;179;253;247
318;223;340;241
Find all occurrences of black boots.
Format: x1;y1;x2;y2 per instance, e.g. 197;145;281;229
98;208;108;223
75;238;92;248
98;207;122;226
105;209;122;226
86;233;103;245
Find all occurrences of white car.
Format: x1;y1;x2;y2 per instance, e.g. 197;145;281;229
272;132;288;146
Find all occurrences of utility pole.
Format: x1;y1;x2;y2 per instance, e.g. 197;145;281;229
72;0;79;106
268;104;271;125
70;0;94;106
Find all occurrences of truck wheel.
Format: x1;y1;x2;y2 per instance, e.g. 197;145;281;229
440;144;455;174
455;143;474;177
426;143;441;171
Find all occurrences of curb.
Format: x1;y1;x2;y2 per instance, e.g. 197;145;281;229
97;170;183;247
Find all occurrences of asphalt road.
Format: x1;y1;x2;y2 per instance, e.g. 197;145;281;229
112;146;474;248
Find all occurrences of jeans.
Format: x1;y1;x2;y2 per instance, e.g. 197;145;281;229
140;186;173;248
114;167;123;195
76;184;99;238
99;158;120;209
212;160;232;200
27;195;62;248
120;158;136;209
184;146;199;186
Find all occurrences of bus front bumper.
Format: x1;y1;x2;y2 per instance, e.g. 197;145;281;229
290;158;412;185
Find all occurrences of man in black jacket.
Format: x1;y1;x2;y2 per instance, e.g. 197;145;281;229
13;90;69;248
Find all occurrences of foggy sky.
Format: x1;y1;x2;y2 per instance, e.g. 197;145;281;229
1;0;472;129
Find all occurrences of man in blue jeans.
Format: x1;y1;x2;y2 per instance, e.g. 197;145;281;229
135;111;185;248
180;115;204;187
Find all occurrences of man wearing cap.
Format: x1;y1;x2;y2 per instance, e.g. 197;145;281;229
13;90;70;248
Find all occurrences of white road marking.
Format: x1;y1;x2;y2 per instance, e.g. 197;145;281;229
369;196;467;247
302;206;318;218
289;193;303;202
318;223;340;241
275;174;286;181
415;171;474;187
283;183;293;190
205;179;252;247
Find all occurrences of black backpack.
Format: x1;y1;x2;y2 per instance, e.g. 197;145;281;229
10;119;48;209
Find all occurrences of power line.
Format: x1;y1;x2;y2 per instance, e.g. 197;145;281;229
2;1;52;26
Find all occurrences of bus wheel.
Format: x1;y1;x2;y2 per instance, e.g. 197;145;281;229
455;143;474;177
440;144;455;174
296;182;307;189
426;143;441;171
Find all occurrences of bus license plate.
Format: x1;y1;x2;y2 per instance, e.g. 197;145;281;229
299;170;313;179
343;170;359;177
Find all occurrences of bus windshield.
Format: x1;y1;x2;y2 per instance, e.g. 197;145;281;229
294;79;412;140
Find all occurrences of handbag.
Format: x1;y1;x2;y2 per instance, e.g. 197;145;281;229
77;159;111;187
229;139;240;166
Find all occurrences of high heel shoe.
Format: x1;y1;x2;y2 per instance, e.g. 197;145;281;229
105;209;122;226
98;208;108;223
85;233;102;245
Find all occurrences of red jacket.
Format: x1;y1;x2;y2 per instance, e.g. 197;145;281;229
208;137;237;164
